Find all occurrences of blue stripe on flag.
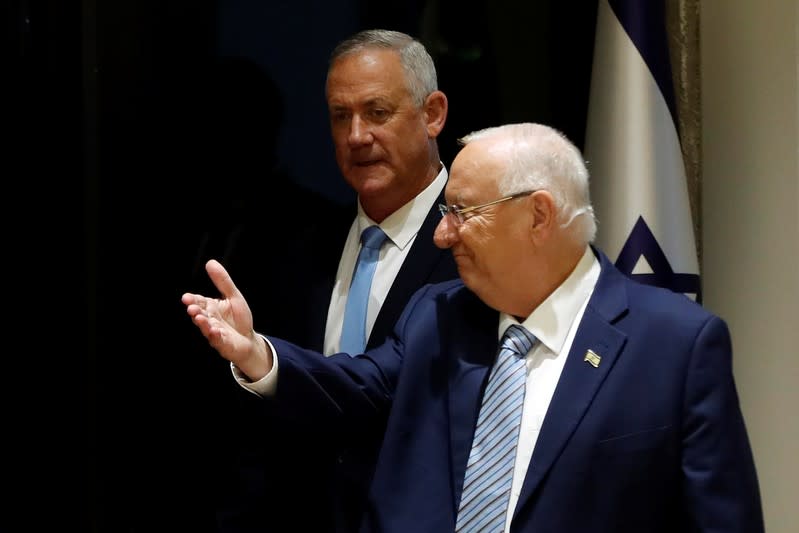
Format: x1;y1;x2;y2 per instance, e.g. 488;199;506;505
608;0;678;127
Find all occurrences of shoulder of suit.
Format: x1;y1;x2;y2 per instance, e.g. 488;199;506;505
409;278;465;301
621;274;714;323
428;278;465;292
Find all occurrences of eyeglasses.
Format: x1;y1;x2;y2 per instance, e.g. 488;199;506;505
438;190;536;225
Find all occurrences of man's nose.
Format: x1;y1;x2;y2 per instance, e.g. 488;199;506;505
348;115;373;146
433;214;458;249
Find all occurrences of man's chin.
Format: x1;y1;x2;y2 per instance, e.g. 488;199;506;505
352;175;393;198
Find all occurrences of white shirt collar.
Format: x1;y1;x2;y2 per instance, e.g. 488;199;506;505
354;165;448;250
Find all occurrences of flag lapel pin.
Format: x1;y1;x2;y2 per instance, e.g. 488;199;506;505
584;349;601;368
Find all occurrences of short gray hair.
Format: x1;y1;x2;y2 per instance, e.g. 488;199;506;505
329;29;438;107
459;123;597;244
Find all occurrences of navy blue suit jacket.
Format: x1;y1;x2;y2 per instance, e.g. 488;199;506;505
217;194;459;533
269;247;764;533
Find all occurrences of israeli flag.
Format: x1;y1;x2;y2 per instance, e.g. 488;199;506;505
585;0;701;302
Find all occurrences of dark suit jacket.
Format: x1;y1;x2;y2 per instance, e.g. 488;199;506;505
269;247;764;533
216;191;459;533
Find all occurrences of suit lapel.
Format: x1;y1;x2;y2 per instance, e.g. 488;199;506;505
513;250;630;518
368;198;457;349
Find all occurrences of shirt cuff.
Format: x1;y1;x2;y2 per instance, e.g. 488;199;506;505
231;334;278;397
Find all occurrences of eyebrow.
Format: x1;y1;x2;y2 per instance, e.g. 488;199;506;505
444;190;465;206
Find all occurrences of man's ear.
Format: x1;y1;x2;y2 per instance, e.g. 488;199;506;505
530;191;556;238
424;90;448;138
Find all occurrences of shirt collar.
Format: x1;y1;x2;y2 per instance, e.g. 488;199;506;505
498;246;600;354
355;165;448;249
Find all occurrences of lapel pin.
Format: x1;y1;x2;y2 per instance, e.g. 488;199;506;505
584;349;601;368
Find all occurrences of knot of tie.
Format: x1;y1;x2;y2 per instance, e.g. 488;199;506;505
361;225;387;250
501;324;537;358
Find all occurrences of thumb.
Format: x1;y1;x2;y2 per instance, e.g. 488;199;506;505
205;259;241;299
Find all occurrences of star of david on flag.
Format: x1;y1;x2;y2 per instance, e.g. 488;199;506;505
585;0;702;302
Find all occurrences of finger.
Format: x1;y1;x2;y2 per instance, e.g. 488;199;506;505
190;310;218;340
181;292;200;306
185;303;205;319
205;259;242;299
182;292;211;313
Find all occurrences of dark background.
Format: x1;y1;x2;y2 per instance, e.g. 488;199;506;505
8;0;597;531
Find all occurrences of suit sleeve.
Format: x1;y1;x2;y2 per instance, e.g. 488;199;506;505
264;283;437;434
680;315;765;532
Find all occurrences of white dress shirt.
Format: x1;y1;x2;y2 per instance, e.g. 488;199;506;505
323;166;448;355
497;246;600;533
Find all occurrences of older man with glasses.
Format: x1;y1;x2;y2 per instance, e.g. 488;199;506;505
184;122;763;533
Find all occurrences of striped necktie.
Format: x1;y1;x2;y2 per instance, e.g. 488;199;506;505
455;324;537;532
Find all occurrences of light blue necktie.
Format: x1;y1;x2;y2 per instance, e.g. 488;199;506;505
340;225;387;355
455;324;537;533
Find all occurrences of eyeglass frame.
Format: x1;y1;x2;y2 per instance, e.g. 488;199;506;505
438;190;537;225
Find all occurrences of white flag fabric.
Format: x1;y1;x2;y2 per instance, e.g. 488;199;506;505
585;0;701;301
